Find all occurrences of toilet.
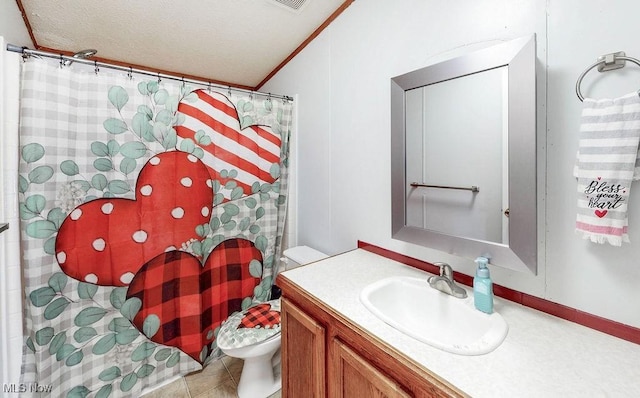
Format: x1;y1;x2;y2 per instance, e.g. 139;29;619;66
216;245;328;398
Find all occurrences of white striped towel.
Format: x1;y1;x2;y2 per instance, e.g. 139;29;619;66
574;91;640;246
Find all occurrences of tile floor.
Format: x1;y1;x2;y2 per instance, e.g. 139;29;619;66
141;356;281;398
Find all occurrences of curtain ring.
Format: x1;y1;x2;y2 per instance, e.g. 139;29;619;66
59;54;64;68
228;86;232;98
207;82;212;92
94;60;99;75
127;67;133;80
157;73;161;84
267;93;272;103
181;77;185;88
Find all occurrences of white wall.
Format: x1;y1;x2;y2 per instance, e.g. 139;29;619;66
0;1;33;48
0;1;33;386
262;0;640;328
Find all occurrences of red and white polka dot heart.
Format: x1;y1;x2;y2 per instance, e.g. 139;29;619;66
55;151;213;286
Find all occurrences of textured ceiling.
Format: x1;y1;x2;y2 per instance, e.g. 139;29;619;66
18;0;351;88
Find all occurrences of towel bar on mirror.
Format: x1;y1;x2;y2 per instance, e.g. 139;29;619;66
410;182;479;193
576;51;640;101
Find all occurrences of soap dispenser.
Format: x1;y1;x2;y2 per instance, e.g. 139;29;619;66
473;256;494;314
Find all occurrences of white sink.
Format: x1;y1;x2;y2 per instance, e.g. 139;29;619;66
360;276;508;355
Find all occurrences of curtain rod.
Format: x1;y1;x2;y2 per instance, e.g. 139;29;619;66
5;43;294;102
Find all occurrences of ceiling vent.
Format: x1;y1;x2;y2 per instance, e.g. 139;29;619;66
266;0;309;12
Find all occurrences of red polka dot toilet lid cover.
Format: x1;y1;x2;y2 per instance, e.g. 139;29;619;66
217;299;281;349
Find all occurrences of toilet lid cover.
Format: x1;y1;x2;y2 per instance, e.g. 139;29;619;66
217;299;281;349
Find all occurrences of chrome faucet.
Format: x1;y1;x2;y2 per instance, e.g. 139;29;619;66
428;262;467;299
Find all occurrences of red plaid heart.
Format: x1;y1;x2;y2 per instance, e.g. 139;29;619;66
176;90;282;202
126;238;262;363
55;151;213;286
239;303;281;329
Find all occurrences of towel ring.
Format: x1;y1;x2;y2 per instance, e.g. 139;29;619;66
576;51;640;101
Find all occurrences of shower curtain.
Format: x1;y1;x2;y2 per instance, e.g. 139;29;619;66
18;59;292;397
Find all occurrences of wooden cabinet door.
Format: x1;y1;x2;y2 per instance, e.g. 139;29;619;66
281;297;326;398
330;339;412;398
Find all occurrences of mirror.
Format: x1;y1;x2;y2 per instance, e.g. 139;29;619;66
391;35;537;274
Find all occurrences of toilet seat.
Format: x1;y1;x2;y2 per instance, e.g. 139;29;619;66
217;299;281;350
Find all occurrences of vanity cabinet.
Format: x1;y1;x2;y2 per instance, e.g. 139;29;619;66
278;275;467;398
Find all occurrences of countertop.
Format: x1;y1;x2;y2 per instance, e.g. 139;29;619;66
281;248;640;398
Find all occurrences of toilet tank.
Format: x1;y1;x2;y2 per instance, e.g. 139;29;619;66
282;246;328;270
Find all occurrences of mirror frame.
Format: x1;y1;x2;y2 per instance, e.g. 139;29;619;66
391;34;537;274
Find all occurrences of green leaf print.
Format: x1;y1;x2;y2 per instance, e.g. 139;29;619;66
230;186;244;200
67;385;90;398
77;282;98;299
65;350;83;366
35;327;55;345
48;272;68;292
19;204;37;220
120;158;136;175
91;174;108;191
28;165;54;184
223;203;240;217
255;235;268;252
73;327;97;343
155;109;172;125
179;138;196;153
145;81;159;94
21;143;45;163
107;139;120;156
108;86;129;112
107;180;130;194
109;287;127;309
49;331;67;355
30;286;56;307
241;297;252;311
238;217;250;231
115;329;139;345
137;104;153;119
199;346;208;363
18;175;29;193
120;373;138;392
25;194;46;214
47;207;66;229
131;342;156;361
120;141;147;159
44;297;70;320
56;343;76;361
92;333;116;355
162;128;178;149
249;259;262;278
99;366;122;382
120;297;142;321
25;337;35;352
91;141;110;157
154;348;171;361
95;384;112;398
109;317;132;333
103;118;128;135
60;160;80;176
74;307;108;327
154;89;169;105
136;364;155;378
244;197;257;209
270;163;280;180
26;220;57;239
166;351;180;367
94;158;113;172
